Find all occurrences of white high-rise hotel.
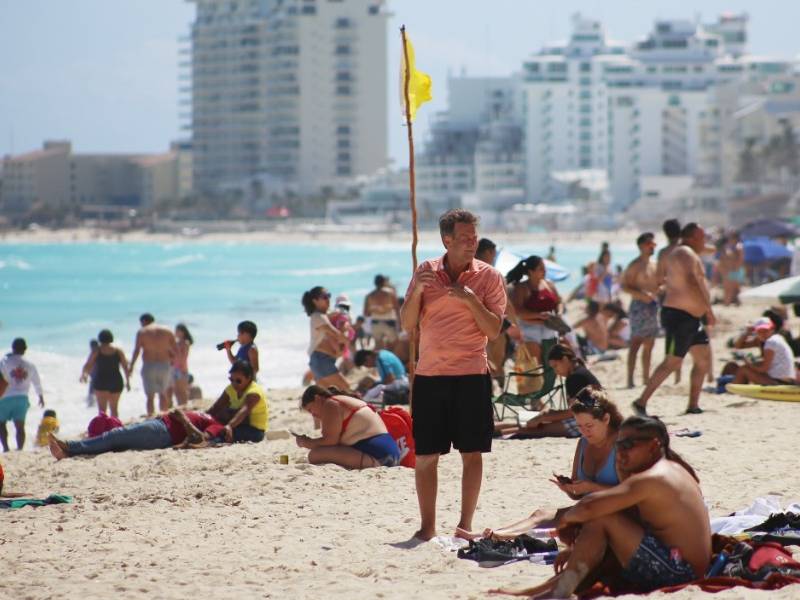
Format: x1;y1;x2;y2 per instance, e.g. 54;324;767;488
425;13;796;211
523;13;790;207
187;0;388;195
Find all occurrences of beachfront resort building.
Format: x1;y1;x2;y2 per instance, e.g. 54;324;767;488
423;12;800;223
417;76;525;218
186;0;389;197
0;141;183;221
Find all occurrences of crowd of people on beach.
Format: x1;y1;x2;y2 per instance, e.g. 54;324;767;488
2;206;800;597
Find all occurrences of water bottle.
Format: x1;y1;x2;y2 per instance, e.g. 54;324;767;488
706;550;729;577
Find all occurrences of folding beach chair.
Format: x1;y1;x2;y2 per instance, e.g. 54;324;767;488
493;338;566;424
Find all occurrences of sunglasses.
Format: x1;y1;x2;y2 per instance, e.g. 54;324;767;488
615;436;655;451
229;376;246;385
574;386;599;407
318;293;331;300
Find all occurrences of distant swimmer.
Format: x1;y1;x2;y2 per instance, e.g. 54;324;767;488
621;232;660;388
633;223;715;415
129;313;177;416
363;274;400;350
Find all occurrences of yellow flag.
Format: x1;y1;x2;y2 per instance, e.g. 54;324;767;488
400;32;432;122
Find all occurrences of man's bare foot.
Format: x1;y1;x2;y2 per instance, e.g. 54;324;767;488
454;526;483;540
412;528;436;541
48;433;69;460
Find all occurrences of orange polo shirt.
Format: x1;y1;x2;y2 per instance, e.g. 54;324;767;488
405;255;507;376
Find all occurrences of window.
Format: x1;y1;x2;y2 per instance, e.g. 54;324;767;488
336;125;351;134
335;17;351;28
336;72;351;82
336;85;351;95
335;44;350;55
580;62;592;73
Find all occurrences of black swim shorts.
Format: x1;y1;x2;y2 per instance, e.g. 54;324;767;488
411;373;493;455
660;306;708;358
621;532;696;591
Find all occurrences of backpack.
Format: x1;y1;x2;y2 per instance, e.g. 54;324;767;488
378;406;416;468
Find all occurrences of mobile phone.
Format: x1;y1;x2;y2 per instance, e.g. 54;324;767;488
556;475;572;485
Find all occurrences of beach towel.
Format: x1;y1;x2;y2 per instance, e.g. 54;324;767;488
575;535;800;598
0;494;72;509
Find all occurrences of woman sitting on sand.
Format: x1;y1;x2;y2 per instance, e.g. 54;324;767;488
475;387;622;541
48;409;224;459
207;360;268;443
295;385;400;468
80;329;130;418
496;344;601;439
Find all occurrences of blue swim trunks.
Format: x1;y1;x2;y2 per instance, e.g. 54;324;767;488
621;532;696;591
0;395;30;422
352;433;400;467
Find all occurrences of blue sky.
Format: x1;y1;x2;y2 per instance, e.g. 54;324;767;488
1;1;798;167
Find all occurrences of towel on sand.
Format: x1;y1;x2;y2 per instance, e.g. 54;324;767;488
0;494;73;509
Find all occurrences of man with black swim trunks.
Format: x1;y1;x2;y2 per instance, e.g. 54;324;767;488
401;209;506;541
633;223;715;415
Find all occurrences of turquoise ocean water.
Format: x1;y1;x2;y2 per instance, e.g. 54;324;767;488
1;240;635;440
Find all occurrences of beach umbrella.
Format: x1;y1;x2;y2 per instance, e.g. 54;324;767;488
742;238;793;265
740;275;800;305
740;219;798;239
494;248;570;282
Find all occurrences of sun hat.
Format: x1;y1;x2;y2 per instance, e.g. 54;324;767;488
335;294;351;308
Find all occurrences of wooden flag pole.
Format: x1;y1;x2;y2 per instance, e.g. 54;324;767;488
400;25;419;406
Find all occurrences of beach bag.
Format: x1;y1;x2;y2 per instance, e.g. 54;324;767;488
514;346;543;395
379;406;415;468
748;542;800;572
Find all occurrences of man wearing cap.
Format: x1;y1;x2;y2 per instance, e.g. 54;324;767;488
621;232;660;388
401;209;507;541
364;275;400;350
0;338;44;451
732;318;797;385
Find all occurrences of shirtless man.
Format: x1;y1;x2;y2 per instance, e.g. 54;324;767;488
364;274;400;350
633;223;715;415
129;313;177;415
621;233;660;388
657;219;683;385
504;415;709;598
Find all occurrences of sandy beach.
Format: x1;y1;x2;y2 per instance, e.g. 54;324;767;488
3;300;800;599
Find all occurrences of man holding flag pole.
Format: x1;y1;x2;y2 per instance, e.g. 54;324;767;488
399;29;507;541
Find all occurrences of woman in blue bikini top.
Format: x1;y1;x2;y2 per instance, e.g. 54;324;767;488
551;386;623;500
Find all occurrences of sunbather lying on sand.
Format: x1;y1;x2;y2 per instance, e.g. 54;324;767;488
48;409;223;459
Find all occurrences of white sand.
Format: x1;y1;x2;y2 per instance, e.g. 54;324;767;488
3;301;800;599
